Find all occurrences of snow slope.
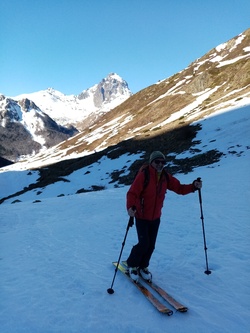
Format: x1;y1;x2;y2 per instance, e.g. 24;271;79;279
0;105;250;333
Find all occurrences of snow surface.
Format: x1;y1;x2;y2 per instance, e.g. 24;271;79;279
1;104;250;333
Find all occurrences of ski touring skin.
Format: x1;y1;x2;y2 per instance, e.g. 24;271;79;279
122;261;188;313
112;262;173;316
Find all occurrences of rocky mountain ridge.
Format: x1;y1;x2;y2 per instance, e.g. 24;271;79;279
33;28;249;163
0;73;132;162
13;73;132;129
0;95;78;161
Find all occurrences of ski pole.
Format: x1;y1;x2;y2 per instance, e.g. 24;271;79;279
197;178;211;275
107;209;135;294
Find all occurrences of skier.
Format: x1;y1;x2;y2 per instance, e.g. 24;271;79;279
126;150;202;282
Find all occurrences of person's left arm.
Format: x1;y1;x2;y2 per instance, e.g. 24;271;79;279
167;173;202;194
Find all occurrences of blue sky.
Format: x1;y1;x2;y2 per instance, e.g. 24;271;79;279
1;0;249;97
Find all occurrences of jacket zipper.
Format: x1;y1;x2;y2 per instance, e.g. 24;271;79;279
151;173;160;220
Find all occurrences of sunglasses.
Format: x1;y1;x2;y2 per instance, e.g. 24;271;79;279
154;159;166;165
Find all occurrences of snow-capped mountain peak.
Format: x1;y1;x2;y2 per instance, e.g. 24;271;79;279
0;95;78;160
13;73;132;127
78;72;132;108
0;73;132;161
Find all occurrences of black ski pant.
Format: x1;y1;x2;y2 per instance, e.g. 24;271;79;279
127;218;160;269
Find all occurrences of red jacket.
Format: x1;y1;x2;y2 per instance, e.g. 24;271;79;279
126;165;195;220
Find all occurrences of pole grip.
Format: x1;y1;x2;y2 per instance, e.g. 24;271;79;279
196;178;202;205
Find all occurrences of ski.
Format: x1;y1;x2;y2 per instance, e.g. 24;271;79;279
112;262;173;316
122;261;188;312
143;279;188;312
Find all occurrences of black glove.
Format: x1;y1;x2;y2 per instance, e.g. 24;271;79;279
193;178;202;191
127;205;136;227
128;217;134;227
